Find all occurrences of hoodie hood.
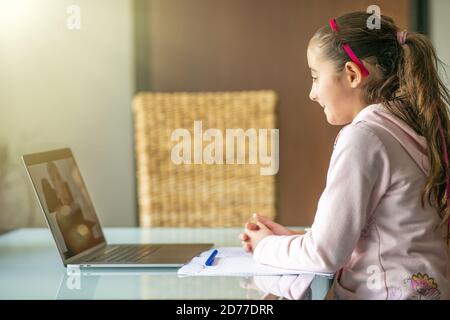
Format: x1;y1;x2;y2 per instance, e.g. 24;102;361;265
351;103;429;176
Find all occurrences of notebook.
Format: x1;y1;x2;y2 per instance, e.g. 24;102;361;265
177;247;335;278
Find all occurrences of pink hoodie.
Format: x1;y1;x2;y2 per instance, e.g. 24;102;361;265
253;103;450;300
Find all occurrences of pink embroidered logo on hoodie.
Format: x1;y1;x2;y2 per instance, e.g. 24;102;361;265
406;273;441;300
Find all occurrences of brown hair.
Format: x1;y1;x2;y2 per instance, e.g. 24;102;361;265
311;11;450;227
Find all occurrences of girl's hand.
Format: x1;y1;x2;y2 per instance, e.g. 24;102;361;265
239;213;305;252
240;222;256;252
253;214;301;236
244;221;274;252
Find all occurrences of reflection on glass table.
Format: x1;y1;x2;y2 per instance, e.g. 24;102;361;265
241;275;313;300
0;228;333;300
56;269;333;300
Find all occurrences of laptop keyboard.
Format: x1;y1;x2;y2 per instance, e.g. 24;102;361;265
89;245;162;263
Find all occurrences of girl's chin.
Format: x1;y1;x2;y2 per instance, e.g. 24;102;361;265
324;112;340;126
326;115;348;126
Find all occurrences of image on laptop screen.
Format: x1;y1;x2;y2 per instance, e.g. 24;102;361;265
25;151;105;260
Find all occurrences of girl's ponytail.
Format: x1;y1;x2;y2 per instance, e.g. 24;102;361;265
394;32;450;228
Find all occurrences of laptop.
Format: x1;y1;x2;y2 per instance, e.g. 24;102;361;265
22;148;213;268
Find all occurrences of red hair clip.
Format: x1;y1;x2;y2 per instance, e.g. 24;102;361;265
329;18;370;77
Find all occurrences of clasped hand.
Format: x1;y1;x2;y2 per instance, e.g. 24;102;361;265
239;213;302;253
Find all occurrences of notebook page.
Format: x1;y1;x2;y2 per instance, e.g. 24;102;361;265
178;247;334;278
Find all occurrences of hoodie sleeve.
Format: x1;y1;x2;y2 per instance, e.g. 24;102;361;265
253;123;391;273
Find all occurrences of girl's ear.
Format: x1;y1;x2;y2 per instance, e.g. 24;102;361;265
344;61;363;88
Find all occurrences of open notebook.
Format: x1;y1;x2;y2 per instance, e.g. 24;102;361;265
177;247;334;278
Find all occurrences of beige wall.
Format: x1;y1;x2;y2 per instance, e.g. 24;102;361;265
431;0;450;89
0;0;136;229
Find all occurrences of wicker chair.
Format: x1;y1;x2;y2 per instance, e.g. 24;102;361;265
132;91;277;227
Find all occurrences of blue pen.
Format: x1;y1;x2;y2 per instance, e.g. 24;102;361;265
204;249;218;266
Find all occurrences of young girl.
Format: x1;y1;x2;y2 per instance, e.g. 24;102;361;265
240;11;450;300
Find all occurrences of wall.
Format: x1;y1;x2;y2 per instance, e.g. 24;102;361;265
145;0;410;226
431;0;450;88
0;0;136;229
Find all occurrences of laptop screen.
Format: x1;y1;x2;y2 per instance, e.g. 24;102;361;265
23;148;106;261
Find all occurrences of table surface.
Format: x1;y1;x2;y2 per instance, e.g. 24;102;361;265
0;227;333;300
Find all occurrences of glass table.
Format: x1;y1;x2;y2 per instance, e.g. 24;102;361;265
0;228;333;300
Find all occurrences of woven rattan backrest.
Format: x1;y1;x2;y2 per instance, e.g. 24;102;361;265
133;91;277;227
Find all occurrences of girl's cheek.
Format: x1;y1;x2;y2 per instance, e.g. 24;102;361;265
316;84;325;101
321;79;337;102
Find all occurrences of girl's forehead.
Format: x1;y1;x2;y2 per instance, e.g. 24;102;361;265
307;43;327;69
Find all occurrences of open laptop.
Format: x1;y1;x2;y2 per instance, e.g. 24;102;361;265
22;148;213;268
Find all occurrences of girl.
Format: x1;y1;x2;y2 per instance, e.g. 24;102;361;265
240;11;450;300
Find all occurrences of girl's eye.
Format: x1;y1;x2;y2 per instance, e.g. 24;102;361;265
311;77;318;82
